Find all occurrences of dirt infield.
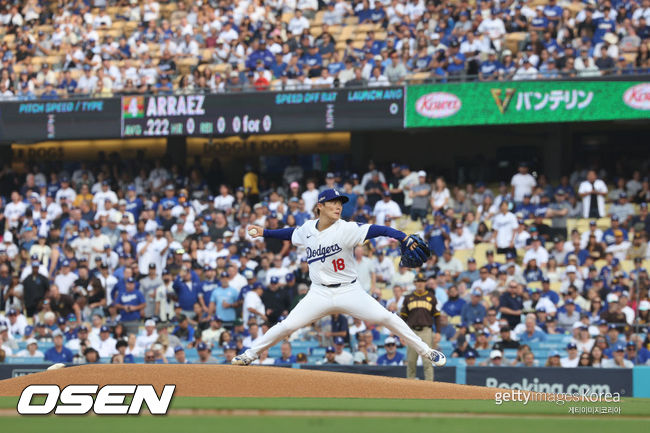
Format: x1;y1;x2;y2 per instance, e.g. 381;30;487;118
0;364;499;399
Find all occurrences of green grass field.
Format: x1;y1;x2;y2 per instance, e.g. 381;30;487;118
1;396;648;433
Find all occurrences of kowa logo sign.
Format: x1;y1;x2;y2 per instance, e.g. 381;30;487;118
414;92;461;118
17;384;176;415
623;83;650;110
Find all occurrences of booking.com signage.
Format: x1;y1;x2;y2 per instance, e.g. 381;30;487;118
406;81;650;127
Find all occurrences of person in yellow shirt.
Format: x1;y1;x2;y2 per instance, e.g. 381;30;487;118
74;184;93;208
243;164;259;203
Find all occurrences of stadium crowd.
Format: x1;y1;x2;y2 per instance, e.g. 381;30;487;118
0;157;649;368
0;0;649;99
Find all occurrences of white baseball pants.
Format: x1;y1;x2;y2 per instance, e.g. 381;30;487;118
249;281;431;356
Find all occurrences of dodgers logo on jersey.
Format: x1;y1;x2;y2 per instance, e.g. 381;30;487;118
306;244;343;264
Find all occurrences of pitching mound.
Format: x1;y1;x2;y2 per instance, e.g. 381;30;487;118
0;364;498;399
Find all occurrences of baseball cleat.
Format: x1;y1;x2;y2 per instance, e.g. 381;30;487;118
231;349;257;366
426;349;447;367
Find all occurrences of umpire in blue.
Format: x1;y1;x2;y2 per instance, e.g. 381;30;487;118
400;272;441;381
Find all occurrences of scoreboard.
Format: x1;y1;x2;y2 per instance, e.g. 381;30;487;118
120;87;404;137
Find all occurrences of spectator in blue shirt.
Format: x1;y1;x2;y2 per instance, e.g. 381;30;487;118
442;285;467;320
376;336;405;365
173;267;199;315
302;44;324;77
543;0;563;24
517;315;547;343
114;277;145;323
274;341;297;365
41;82;58;99
172;315;195;342
44;330;74;363
593;7;616;44
530;6;549;31
271;53;287;78
209;271;239;324
460;288;487;325
479;50;502;81
369;3;386;24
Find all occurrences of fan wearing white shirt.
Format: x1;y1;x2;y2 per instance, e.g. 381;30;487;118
471;267;498;294
53;260;77;295
243;284;266;325
4;191;26;229
135;319;159;351
92;181;118;212
373;191;402;225
522;237;549;267
449;223;475;251
492;201;519;255
214;185;235;213
510;162;536;203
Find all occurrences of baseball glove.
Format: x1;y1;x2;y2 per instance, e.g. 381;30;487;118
399;234;431;268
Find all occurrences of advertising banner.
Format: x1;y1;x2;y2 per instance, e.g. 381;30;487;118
121;87;404;137
0;98;122;141
465;367;632;395
406;81;650;128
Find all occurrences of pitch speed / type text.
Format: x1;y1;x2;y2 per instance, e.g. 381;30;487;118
17;384;176;415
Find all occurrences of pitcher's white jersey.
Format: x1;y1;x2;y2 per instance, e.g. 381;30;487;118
291;219;370;286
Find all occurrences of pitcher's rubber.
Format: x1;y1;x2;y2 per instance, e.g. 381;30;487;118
0;364;499;399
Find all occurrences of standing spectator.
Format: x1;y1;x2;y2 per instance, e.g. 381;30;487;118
499;281;524;328
408;171;430;221
578;170;608;218
114;277;145;335
373;190;402;225
492;201;518;257
511;162;536;204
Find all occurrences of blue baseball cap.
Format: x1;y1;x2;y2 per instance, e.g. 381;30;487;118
211;315;222;322
464;349;478;359
285;273;295;281
127;277;135;283
220;271;229;278
225;342;237;350
333;336;345;345
317;189;348;204
612;258;620;266
614;344;625;352
57;317;66;325
270;276;280;284
174;345;184;353
196;342;208;351
24;325;34;335
100;325;110;333
505;251;516;260
67;313;76;321
326;346;336;353
7;308;17;315
253;282;264;290
567;342;577;350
